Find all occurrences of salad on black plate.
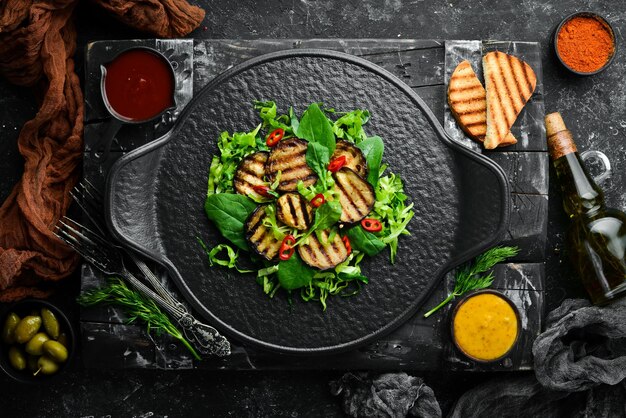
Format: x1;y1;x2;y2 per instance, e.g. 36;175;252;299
201;101;414;310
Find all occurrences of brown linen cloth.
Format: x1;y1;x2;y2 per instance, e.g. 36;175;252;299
0;0;204;301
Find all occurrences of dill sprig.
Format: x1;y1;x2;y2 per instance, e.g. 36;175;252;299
77;278;201;360
423;246;519;318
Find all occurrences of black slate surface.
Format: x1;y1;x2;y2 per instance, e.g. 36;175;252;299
106;49;507;353
81;39;542;372
2;0;626;416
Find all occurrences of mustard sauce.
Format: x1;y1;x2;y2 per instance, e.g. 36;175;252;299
453;293;518;361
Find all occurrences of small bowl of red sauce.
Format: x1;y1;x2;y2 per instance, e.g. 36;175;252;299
92;47;177;162
101;47;176;122
554;12;617;76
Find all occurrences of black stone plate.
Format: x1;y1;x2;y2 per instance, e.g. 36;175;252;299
105;50;510;355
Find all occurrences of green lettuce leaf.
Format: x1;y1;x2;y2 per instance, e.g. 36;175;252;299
356;136;384;189
297;103;336;155
278;254;315;290
346;227;385;256
204;193;257;250
332;109;370;143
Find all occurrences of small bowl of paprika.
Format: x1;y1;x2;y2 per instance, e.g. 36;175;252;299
554;12;617;76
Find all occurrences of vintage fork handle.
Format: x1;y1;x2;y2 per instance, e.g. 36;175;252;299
178;313;231;357
126;257;231;357
119;268;185;319
128;253;187;313
119;268;230;357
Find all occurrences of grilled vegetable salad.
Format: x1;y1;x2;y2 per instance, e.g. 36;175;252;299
202;102;414;310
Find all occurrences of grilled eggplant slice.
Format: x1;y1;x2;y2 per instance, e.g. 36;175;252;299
245;206;283;261
333;167;375;223
265;138;317;192
234;151;269;197
276;193;313;230
298;229;349;270
331;140;368;178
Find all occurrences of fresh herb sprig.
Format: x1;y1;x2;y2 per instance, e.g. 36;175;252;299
423;246;519;318
77;278;201;360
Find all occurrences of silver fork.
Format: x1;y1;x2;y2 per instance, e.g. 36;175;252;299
65;181;231;357
70;180;187;314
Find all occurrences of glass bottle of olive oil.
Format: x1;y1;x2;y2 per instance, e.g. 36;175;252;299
546;112;626;305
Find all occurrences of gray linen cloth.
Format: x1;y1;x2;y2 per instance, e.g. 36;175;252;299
533;298;626;391
331;298;626;418
330;372;442;418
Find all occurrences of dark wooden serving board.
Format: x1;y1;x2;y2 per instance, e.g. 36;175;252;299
80;39;547;371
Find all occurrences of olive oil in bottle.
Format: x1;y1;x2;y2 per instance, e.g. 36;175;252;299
546;112;626;305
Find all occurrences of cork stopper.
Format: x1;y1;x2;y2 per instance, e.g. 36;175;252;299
545;112;577;160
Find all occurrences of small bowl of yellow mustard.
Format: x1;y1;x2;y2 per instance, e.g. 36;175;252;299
450;289;520;363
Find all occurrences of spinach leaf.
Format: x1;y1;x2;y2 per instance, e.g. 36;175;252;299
357;136;384;189
314;200;342;231
338;272;369;283
204;193;257;251
296;200;342;245
305;142;330;186
297;103;336;155
346;226;386;256
277;254;315;290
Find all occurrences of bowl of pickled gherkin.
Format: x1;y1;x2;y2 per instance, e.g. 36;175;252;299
0;299;75;383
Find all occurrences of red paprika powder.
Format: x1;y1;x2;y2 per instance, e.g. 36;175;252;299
557;15;615;73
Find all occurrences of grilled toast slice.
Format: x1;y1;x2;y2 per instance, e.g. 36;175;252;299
483;52;537;149
448;60;517;147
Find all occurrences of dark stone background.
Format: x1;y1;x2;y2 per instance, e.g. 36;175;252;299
1;0;624;416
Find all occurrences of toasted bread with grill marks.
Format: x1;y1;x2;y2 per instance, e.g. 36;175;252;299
483;52;537;149
448;60;517;147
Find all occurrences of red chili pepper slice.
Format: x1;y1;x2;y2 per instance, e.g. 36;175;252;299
361;218;382;233
282;235;296;247
279;246;294;261
279;235;296;261
311;193;325;208
328;155;347;173
252;185;271;197
266;128;284;147
342;235;352;255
